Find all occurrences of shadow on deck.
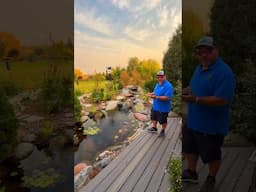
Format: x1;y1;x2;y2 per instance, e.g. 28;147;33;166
80;118;182;192
182;147;256;192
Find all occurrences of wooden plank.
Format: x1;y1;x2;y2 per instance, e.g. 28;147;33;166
182;146;229;191
221;148;254;192
221;148;252;191
105;130;163;192
94;129;158;192
118;119;177;192
143;119;181;192
81;131;149;192
158;171;170;192
215;148;240;190
233;149;256;192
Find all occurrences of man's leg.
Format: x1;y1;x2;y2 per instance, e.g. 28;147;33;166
198;135;224;192
152;120;158;128
161;123;167;130
184;153;199;172
148;109;158;133
208;160;221;177
182;128;199;183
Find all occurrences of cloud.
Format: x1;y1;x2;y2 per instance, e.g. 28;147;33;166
74;0;182;74
158;6;169;27
75;30;162;74
124;26;150;41
75;8;113;36
111;0;131;9
133;0;162;12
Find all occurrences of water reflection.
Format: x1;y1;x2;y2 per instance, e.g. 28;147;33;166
74;110;137;165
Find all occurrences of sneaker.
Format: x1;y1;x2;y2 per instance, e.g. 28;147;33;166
147;127;158;133
199;176;216;192
158;130;165;137
182;169;199;183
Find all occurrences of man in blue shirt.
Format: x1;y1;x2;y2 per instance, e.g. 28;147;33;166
147;70;174;137
182;36;235;192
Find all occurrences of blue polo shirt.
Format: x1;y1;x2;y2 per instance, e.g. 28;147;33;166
153;80;174;113
188;58;235;135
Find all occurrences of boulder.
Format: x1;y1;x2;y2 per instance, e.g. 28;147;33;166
94;111;105;120
74;163;87;176
133;113;148;121
106;100;119;111
23;115;44;123
134;102;146;114
22;133;36;143
49;135;71;149
14;143;34;160
116;95;125;101
82;119;96;128
80;116;89;123
74;165;93;190
123;93;133;97
94;157;112;169
98;150;113;160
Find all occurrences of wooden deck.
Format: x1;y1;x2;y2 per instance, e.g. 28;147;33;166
182;147;256;192
80;118;182;192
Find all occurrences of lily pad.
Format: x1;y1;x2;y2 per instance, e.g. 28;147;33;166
0;186;5;192
10;172;18;177
22;168;62;188
83;127;100;136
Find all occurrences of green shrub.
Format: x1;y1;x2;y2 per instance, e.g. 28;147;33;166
0;88;19;161
41;63;73;113
231;64;256;143
168;157;182;192
0;81;20;96
172;80;182;115
74;90;82;122
144;79;157;92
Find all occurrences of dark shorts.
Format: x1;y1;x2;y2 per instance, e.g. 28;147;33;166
150;109;168;124
182;127;224;164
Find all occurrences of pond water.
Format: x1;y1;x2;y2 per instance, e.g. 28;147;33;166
0;139;73;192
74;109;138;165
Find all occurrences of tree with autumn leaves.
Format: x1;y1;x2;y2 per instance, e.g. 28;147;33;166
74;68;88;85
120;57;160;89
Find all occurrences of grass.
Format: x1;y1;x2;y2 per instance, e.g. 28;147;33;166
0;60;73;90
74;80;107;94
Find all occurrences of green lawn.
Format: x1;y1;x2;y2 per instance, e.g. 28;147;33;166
75;80;108;94
0;60;73;89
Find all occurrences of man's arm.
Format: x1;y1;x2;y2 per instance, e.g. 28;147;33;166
182;95;229;106
152;95;169;101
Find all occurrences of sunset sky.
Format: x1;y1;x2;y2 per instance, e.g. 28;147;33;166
75;0;181;74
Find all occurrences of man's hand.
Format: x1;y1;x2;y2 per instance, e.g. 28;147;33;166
182;95;196;103
182;87;192;95
147;92;155;98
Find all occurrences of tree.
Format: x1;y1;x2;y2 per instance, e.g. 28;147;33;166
74;68;84;85
210;0;256;75
0;32;21;54
163;25;182;86
111;67;123;90
127;57;139;75
120;71;130;87
7;48;19;58
0;40;6;58
131;70;142;85
182;10;205;86
210;0;256;143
